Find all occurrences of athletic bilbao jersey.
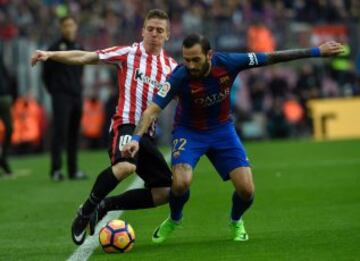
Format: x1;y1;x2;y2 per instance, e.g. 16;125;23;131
154;52;267;130
97;42;177;128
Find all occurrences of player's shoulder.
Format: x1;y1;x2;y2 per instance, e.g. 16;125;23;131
97;44;134;56
161;50;178;69
211;52;232;66
169;64;187;79
213;51;251;67
212;51;238;62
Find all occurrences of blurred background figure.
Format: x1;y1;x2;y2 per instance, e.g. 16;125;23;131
42;16;86;181
0;0;359;149
0;50;13;176
247;18;276;53
81;95;105;149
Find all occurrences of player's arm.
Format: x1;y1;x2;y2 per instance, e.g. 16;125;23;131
123;66;183;158
224;41;344;73
265;41;344;64
31;50;99;66
135;103;162;137
122;103;163;158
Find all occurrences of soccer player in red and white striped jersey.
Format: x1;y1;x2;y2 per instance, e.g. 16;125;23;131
97;41;177;130
32;9;177;245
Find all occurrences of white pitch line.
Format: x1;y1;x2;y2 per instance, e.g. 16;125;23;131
67;152;171;261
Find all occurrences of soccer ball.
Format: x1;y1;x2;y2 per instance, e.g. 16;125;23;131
99;219;135;253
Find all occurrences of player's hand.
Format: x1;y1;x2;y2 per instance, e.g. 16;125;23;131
31;50;51;66
122;141;140;158
319;41;345;57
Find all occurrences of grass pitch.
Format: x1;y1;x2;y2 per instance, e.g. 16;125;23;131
0;139;359;260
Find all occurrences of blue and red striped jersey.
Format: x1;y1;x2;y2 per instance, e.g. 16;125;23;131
153;52;267;130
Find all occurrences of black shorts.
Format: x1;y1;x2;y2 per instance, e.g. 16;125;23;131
108;124;172;188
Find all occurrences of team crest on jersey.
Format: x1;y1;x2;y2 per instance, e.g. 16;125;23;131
219;75;231;86
158;82;171;97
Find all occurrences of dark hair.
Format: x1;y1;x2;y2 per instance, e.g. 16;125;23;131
59;15;76;24
144;9;169;23
182;33;211;54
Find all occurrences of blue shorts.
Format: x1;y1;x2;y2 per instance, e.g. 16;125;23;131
171;122;250;181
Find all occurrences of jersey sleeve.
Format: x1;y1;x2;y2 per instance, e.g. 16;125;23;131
216;52;268;74
169;57;178;71
96;46;132;65
153;65;184;109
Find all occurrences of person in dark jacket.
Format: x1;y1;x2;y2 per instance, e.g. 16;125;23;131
0;51;13;176
42;16;87;181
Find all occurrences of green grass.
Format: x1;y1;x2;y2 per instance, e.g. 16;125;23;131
0;139;359;260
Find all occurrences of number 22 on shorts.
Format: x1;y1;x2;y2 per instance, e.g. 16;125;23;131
172;138;187;153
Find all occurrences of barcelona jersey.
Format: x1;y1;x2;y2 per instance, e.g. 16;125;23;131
153;52;267;130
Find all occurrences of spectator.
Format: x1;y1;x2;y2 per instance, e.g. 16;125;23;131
42;16;87;181
247;19;276;52
267;98;290;139
81;96;105;149
268;67;288;98
0;51;13;176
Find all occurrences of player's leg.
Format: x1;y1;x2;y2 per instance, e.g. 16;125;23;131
207;122;254;241
0;95;13;175
66;97;85;179
50;94;70;181
88;135;172;234
71;160;136;244
229;167;254;241
71;124;136;245
131;134;173;208
169;163;192;220
152;163;193;244
152;127;205;243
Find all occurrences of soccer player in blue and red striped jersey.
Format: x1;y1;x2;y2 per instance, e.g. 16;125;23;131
123;33;344;243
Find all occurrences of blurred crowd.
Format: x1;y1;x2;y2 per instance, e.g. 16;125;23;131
0;0;360;146
1;0;360;48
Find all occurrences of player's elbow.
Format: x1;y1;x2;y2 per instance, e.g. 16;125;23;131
79;52;98;65
143;107;158;122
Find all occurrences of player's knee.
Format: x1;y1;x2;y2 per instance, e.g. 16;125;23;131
237;185;255;201
111;162;136;180
172;178;191;195
151;187;170;206
172;164;192;195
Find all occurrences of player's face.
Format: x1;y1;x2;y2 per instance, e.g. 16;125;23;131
60;18;77;41
142;18;169;52
183;44;212;78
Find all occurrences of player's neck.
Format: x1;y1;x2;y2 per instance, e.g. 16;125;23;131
143;43;162;56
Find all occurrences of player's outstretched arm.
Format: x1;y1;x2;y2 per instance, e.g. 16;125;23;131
31;50;99;66
134;103;162;137
265;41;344;64
122;103;163;158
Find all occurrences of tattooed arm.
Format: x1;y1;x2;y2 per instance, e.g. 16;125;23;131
266;41;344;65
122;103;162;157
134;103;162;136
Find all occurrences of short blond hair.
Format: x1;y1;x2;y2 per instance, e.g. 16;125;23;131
144;9;169;30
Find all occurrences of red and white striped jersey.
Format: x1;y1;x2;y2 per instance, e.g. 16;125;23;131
96;42;177;130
